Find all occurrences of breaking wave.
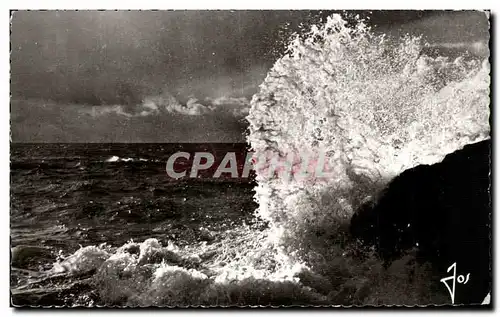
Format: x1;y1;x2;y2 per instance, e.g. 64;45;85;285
13;14;490;306
105;156;151;163
247;14;490;253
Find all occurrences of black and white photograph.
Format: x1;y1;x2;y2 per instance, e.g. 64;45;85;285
9;9;492;307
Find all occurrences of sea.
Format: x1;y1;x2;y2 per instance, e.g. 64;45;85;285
10;143;265;306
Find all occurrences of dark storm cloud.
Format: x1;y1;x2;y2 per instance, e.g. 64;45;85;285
10;10;331;104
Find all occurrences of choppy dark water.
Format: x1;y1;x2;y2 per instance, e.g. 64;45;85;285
10;143;260;306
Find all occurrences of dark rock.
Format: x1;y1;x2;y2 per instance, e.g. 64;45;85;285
350;139;491;305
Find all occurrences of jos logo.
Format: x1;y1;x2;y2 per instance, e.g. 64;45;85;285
440;262;471;304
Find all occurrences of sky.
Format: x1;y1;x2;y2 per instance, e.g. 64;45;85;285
10;10;489;143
